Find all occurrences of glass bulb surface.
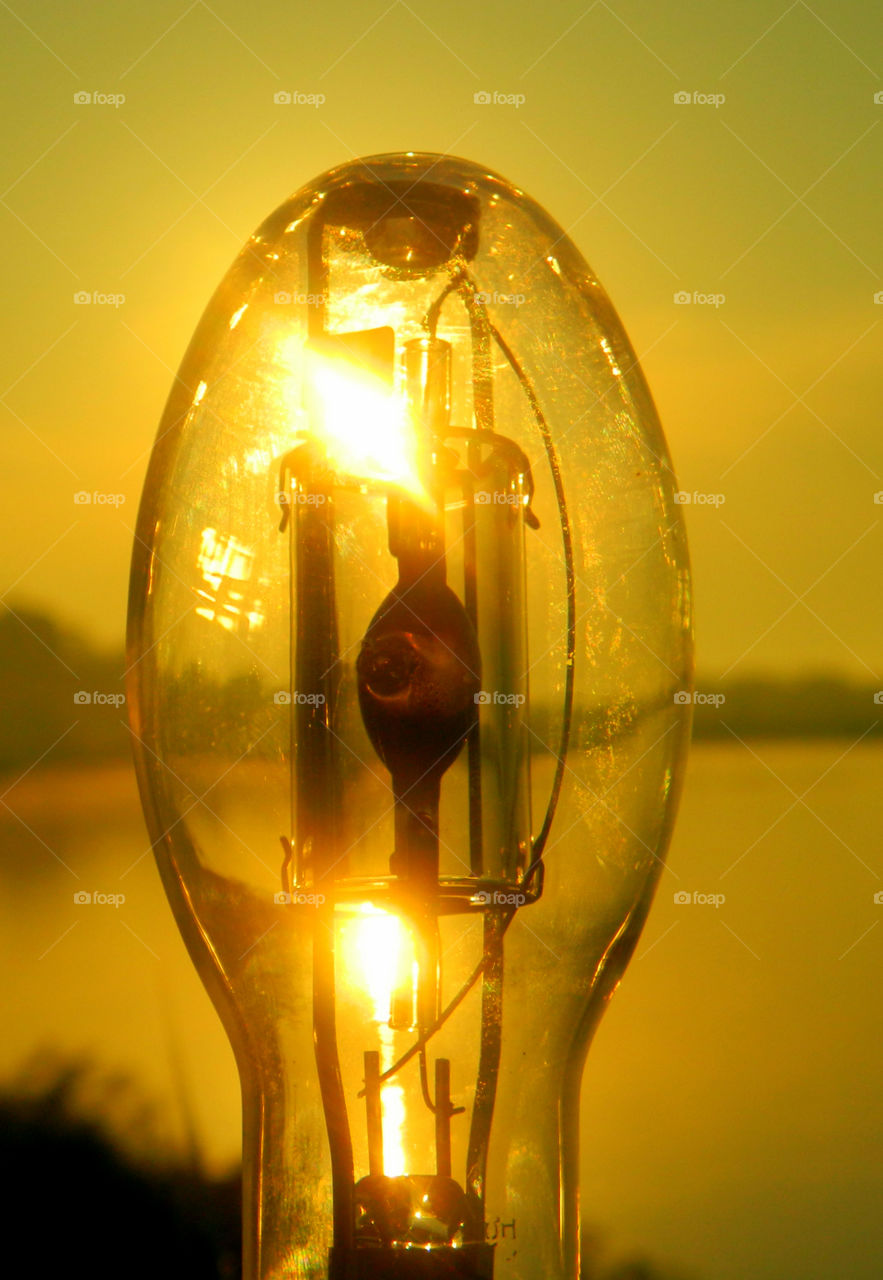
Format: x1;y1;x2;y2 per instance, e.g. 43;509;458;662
127;153;692;1280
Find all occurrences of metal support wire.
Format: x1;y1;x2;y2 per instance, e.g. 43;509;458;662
466;912;505;1207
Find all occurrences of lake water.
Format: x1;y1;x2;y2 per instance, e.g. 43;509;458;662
2;741;881;1280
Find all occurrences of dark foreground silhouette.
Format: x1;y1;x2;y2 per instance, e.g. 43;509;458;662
0;1059;240;1279
0;1058;695;1279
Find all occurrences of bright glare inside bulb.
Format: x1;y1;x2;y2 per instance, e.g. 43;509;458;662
338;904;415;1026
311;358;421;489
379;1081;407;1178
338;905;416;1176
194;527;261;631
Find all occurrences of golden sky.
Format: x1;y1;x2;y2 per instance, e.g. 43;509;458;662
2;0;881;679
2;7;883;1280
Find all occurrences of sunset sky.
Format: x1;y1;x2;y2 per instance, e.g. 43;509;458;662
2;5;882;1280
2;0;881;679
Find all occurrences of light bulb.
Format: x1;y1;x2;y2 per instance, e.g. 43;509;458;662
127;153;692;1280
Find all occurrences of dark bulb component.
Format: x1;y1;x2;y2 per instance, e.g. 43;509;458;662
364;214;453;273
360;634;419;699
353;1174;484;1246
357;580;481;788
320;181;480;274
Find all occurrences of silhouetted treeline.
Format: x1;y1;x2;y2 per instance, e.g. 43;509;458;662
689;673;883;740
0;606;128;772
2;606;880;776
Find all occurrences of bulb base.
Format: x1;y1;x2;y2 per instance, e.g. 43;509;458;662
329;1243;494;1279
